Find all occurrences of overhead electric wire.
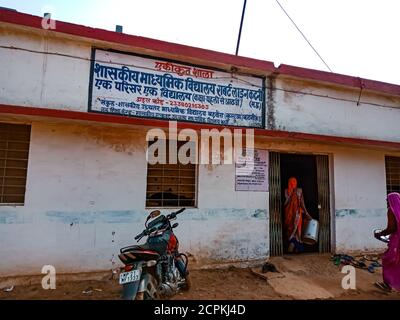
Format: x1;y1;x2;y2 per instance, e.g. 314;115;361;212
275;0;333;73
1;45;397;110
0;45;260;87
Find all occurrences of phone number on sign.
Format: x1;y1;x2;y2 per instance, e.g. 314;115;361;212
168;100;209;109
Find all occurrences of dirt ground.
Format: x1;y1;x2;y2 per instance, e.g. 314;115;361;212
1;254;399;300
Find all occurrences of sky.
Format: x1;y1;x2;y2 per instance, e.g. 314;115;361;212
1;0;399;85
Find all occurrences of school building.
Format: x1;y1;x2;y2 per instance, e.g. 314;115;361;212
0;8;399;276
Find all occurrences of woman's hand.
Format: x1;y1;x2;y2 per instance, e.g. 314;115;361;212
305;212;312;220
374;230;382;240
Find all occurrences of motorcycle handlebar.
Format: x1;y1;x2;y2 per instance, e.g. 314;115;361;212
134;229;149;241
174;208;186;215
134;232;143;241
135;208;185;240
167;208;186;220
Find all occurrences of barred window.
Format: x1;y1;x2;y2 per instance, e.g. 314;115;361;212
0;123;31;205
146;140;197;208
385;156;400;194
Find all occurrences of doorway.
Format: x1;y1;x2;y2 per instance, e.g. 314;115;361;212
269;152;331;256
280;153;318;253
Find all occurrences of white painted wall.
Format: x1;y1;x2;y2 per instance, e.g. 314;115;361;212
0;121;269;276
0;25;398;276
273;77;400;142
333;149;388;251
0;26;399;143
0;26;91;112
0;118;394;276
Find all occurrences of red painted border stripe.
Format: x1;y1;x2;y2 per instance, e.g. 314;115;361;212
278;64;400;95
0;9;275;74
0;104;399;150
1;9;400;96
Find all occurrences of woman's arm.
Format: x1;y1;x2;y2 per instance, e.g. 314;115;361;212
378;209;397;237
283;189;290;206
300;191;312;220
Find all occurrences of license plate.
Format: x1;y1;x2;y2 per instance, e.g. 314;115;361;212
119;269;141;285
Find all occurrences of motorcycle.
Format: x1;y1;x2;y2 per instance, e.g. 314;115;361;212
118;207;191;300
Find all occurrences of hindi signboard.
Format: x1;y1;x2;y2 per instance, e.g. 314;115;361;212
235;149;269;192
88;49;265;128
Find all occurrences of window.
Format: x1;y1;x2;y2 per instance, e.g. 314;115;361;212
146;140;197;207
385;156;400;194
0;123;31;204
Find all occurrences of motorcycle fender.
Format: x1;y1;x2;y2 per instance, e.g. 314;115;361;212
121;269;142;300
122;281;141;300
138;272;152;293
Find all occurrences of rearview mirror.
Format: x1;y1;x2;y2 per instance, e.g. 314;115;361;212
172;223;179;229
149;210;161;219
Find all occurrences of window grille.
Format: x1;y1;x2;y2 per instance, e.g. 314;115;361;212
0;123;31;205
385;156;400;194
146;140;197;207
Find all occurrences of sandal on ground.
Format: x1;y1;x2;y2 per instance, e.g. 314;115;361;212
364;255;380;262
370;261;382;268
374;281;392;292
351;260;367;269
367;265;375;273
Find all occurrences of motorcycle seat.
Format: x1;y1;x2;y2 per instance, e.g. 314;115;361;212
120;244;156;253
119;244;161;263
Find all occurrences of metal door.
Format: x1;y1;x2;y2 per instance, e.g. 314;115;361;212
269;152;331;255
316;155;331;253
269;152;283;256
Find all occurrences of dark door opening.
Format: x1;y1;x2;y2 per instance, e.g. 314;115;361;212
280;153;319;253
269;152;331;256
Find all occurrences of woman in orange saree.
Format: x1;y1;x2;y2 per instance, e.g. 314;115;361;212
284;177;312;253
